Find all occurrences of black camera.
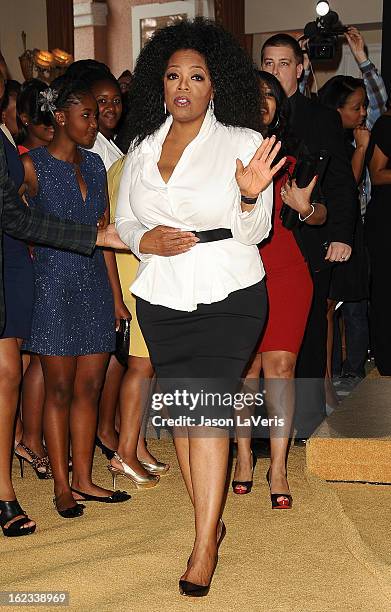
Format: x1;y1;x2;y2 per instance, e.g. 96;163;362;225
303;10;347;60
280;151;329;230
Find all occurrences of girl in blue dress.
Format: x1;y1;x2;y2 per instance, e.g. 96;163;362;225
21;76;130;517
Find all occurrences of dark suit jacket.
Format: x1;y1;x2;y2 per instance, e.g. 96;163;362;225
0;137;97;335
290;91;357;271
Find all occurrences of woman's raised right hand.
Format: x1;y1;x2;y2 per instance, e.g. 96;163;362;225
139;225;199;256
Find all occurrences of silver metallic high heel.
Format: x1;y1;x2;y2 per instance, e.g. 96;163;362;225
107;452;160;489
139;459;170;475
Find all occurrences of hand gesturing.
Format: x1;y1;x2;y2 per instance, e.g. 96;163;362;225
235;135;287;198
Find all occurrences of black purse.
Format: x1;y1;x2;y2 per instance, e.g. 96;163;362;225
115;318;131;367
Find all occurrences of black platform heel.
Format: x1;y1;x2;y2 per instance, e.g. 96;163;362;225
232;450;257;494
0;500;36;537
266;468;293;509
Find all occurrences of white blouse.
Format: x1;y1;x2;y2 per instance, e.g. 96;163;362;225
89;131;123;170
115;109;273;312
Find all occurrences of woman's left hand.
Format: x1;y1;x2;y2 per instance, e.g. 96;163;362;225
236;135;287;198
280;175;318;215
115;301;132;330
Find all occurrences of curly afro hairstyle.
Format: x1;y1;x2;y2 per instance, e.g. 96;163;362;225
116;17;262;152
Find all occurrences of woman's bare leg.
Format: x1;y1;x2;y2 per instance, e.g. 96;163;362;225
136;370;170;466
180;431;229;586
70;353;112;497
233;353;263;488
110;356;154;476
97;354;125;450
19;355;46;457
173;433;193;502
40;355;77;512
0;338;35;529
262;350;296;500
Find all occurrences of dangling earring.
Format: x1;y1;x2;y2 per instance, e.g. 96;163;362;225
209;98;214;113
164;101;167;115
269;115;280;130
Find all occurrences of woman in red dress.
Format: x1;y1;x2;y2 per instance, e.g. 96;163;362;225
232;72;327;507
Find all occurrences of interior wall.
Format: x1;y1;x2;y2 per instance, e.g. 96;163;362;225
245;0;383;35
0;0;48;81
106;0;181;77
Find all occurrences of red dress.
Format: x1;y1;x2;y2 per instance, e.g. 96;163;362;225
257;157;313;354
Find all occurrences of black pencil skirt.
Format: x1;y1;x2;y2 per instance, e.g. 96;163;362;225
136;281;267;425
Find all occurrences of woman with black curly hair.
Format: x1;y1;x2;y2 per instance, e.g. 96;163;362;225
232;71;326;505
115;18;285;596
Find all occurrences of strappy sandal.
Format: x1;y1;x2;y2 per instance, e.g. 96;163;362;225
14;443;52;480
0;500;36;537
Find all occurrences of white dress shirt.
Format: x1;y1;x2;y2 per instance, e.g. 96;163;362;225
89;131;123;171
116;109;273;312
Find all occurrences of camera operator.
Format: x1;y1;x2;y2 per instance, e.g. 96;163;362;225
261;33;357;442
300;27;387;131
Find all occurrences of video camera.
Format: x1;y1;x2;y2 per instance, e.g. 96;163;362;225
303;10;347;60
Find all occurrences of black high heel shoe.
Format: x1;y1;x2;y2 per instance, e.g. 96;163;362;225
0;500;36;537
266;468;293;509
52;498;85;519
232;450;257;494
179;555;218;598
95;436;115;460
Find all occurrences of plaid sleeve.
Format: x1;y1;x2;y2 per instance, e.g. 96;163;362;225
360;60;388;130
1;148;97;255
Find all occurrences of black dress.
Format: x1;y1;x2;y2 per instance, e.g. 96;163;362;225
365;114;391;375
0;130;34;339
328;136;369;302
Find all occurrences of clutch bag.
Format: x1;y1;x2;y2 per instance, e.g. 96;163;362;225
115;318;131;367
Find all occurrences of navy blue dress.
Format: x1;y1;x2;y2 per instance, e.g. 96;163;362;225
23;147;115;356
0;130;34;339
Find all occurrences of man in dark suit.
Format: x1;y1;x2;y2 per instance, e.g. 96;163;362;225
0;137;125;534
261;34;357;440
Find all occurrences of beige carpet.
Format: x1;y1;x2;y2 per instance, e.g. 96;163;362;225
1;441;390;612
306;376;391;483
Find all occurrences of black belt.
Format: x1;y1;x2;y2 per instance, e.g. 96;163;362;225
193;228;233;243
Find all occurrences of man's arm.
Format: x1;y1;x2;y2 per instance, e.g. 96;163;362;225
360;60;388;130
345;27;388;130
